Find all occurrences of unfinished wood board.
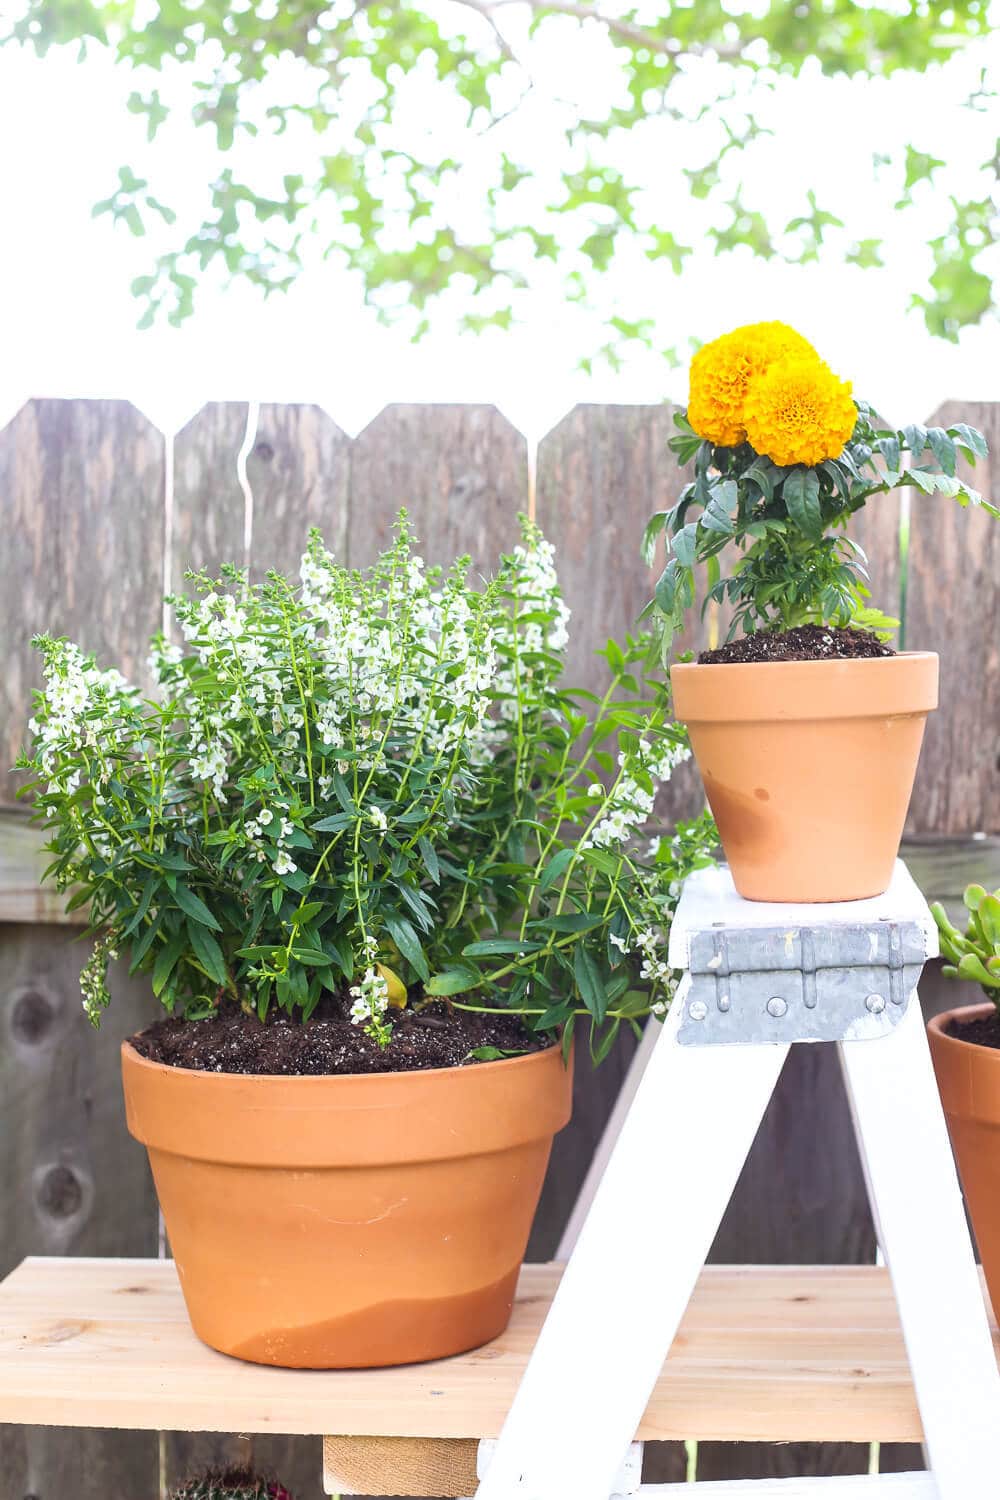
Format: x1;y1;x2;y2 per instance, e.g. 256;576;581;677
2;1259;995;1445
0;397;165;806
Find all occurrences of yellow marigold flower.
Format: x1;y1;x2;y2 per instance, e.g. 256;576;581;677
743;355;857;467
687;321;817;448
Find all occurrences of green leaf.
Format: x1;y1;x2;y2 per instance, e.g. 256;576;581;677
574;943;608;1023
463;938;544;957
312;813;352;833
976;894;1000;949
188;921;229;986
426;967;478;997
467;1045;527;1061
640;511;668;565
417;835;440;884
528;912;604;934
383;910;430;981
958;953;1000;988
950;423;988;460
152;933;187;996
783;468;823;540
926;427;956;477
538;847;576;894
173;884;222;931
289;946;335;965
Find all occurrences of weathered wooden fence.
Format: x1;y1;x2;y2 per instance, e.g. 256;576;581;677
1;399;998;1499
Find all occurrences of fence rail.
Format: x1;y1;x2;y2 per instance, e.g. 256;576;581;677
1;398;998;1497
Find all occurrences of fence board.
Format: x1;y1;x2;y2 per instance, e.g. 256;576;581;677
346;403;528;568
535;404;705;827
247;403;352;582
0;398;164;805
171;402;250;587
905;401;1000;835
0;926;159;1496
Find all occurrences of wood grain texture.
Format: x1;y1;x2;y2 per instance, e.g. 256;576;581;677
0;928;159;1497
535;404;705;825
247;404;351;582
905;401;1000;835
3;1259;987;1444
345;403;528;569
0;398;165;807
171;402;249;588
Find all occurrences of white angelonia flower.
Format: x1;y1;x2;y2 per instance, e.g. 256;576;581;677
257;808;273;826
368;806;388;833
349;966;390;1029
272;851;296;876
588;784;604;798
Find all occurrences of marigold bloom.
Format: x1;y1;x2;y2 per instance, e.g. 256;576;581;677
743;355;857;467
687;321;817;448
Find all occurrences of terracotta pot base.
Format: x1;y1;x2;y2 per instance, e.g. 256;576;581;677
671;653;939;903
123;1040;572;1368
228;1267;520;1369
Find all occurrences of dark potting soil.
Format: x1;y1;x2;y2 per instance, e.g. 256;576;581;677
699;624;895;665
129;994;547;1075
945;1010;1000;1051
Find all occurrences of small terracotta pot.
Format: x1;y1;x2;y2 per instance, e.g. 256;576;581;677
122;1040;572;1368
670;653;938;902
928;1002;1000;1318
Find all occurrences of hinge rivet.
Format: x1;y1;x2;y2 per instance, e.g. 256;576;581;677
766;996;787;1018
718;994;731;1012
688;1000;708;1021
866;993;886;1014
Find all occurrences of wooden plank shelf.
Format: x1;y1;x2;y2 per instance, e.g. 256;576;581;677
2;1257;997;1445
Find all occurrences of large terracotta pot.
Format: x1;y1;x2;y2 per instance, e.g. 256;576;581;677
928;1002;1000;1318
670;653;938;902
122;1040;572;1368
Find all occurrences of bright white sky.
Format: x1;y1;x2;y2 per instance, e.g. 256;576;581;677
1;13;997;443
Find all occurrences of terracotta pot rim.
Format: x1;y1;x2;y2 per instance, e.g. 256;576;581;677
928;1000;999;1052
670;650;938;724
121;1034;563;1087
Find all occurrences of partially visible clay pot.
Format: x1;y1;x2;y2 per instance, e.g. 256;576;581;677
928;1002;1000;1318
122;1040;572;1368
670;653;938;902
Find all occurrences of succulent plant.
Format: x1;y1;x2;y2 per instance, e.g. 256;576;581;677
171;1468;292;1500
932;885;1000;1002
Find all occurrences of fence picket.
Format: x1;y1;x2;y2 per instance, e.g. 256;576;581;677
346;403;529;567
905;401;1000;835
0;398;165;804
247;403;352;582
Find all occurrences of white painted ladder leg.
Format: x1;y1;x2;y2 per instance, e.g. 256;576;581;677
839;998;1000;1500
476;986;790;1500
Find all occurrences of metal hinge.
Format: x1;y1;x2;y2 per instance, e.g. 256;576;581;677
676;919;930;1046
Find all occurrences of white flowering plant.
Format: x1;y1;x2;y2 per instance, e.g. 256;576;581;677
17;515;716;1064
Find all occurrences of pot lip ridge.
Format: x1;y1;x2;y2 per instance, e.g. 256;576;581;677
120;1033;568;1087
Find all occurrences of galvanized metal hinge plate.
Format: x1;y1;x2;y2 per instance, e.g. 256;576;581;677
677;918;929;1046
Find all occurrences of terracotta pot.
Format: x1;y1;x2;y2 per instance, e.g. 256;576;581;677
928;1002;1000;1318
670;653;938;902
122;1040;572;1368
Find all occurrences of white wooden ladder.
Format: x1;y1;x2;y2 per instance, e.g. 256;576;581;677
473;862;1000;1500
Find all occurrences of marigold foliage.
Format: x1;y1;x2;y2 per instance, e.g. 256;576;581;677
687;321;817;449
644;322;998;649
743;355;857;468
